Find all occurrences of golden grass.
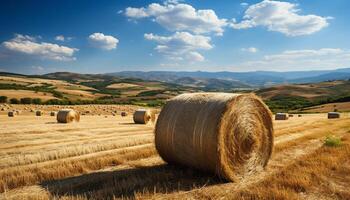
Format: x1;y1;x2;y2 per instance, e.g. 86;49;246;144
0;90;57;100
0;109;349;200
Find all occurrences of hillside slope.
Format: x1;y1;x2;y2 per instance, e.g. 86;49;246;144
256;80;350;112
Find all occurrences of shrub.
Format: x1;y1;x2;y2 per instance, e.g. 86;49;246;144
20;97;32;104
32;98;42;104
0;96;7;103
10;98;19;104
324;135;342;147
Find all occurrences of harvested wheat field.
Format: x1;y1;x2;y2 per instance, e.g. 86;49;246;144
0;105;350;200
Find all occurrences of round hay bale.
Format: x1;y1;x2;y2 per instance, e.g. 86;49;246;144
155;93;274;181
15;110;21;115
36;110;43;116
57;109;80;123
275;113;288;120
133;109;155;124
288;114;294;117
8;111;15;117
121;111;127;117
298;114;302;117
50;111;56;116
328;112;340;119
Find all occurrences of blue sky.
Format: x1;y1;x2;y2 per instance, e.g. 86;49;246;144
0;0;350;74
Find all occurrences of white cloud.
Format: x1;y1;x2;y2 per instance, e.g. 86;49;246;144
55;35;72;42
240;2;249;7
241;48;350;71
2;34;78;61
125;3;227;35
88;33;119;50
231;0;330;36
55;35;65;41
164;0;184;5
241;47;258;53
144;31;212;62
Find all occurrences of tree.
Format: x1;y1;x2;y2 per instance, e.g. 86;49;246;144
20;97;32;104
0;96;7;103
32;98;42;104
10;98;19;104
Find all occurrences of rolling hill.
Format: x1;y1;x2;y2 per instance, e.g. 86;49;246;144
1;71;350;112
256;80;350;112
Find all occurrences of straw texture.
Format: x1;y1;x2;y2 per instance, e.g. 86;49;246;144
57;109;80;123
133;109;155;124
155;93;274;181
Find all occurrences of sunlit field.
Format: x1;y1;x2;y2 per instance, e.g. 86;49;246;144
1;105;349;199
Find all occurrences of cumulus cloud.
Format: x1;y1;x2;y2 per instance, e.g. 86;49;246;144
241;47;258;53
88;33;119;50
144;31;212;62
125;3;227;35
55;35;65;41
2;34;78;61
55;35;72;42
241;48;350;71
231;0;330;36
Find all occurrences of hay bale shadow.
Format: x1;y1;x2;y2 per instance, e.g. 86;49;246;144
45;122;58;124
41;164;225;199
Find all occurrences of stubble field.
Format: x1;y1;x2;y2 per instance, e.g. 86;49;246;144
0;105;350;199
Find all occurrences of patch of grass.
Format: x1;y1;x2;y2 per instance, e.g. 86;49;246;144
324;135;342;147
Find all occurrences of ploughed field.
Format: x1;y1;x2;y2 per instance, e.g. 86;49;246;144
0;106;350;199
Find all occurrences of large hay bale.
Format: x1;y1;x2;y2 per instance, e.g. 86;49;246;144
328;112;340;119
8;111;15;117
50;111;56;116
57;109;80;123
36;110;43;116
133;109;155;124
155;93;274;181
275;113;288;120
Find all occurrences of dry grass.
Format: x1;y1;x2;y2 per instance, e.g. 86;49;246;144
0;90;57;100
0;106;350;199
302;102;350;113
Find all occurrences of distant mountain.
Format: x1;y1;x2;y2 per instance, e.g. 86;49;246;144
292;72;350;83
109;68;350;87
174;77;251;90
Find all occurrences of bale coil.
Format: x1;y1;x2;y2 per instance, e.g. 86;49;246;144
133;109;155;124
275;113;288;120
328;112;340;119
50;111;56;116
57;109;80;123
155;93;274;181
